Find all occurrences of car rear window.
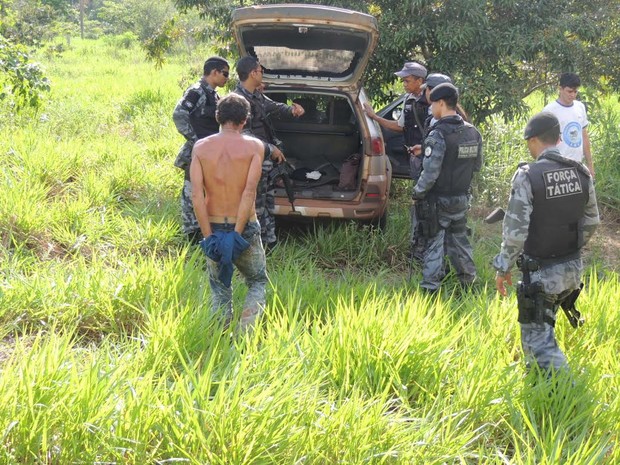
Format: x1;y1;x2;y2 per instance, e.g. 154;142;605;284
241;26;368;78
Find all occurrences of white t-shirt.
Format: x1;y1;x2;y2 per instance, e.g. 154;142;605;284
542;99;589;162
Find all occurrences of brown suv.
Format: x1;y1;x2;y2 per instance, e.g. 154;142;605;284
232;4;406;227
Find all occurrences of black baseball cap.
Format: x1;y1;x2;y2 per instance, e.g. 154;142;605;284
429;83;459;102
523;112;560;140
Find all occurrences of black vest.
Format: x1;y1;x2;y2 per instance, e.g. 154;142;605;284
189;82;219;140
403;95;428;146
428;117;482;196
234;88;277;144
524;151;590;259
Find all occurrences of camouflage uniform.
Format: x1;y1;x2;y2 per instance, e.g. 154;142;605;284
206;220;267;331
413;115;483;291
493;147;600;371
172;79;220;239
234;84;295;248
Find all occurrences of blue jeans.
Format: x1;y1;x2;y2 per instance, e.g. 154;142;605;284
206;220;267;330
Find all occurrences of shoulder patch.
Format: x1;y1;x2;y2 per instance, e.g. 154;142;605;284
181;89;202;111
424;146;433;157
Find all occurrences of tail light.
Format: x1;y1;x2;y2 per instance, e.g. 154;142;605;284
365;183;382;201
370;136;384;156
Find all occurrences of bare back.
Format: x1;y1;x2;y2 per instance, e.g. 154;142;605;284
190;130;263;235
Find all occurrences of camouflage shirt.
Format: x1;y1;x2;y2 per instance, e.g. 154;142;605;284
234;83;294;145
172;78;220;143
493;147;600;294
172;79;220;169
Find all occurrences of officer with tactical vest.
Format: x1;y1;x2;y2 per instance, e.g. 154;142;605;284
411;83;483;293
494;111;600;374
173;56;230;243
233;56;305;250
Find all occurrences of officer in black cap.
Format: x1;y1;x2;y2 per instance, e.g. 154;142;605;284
493;111;599;375
411;82;483;293
522;111;560;140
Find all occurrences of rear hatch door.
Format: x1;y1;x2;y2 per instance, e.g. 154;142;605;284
232;4;379;92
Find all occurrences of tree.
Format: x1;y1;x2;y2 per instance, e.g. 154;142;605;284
95;0;177;40
172;0;620;124
0;35;50;110
1;0;77;45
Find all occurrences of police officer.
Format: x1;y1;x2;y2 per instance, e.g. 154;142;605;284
364;62;429;264
412;83;483;293
418;73;453;135
494;112;600;374
233;56;304;249
363;61;428;181
173;56;230;243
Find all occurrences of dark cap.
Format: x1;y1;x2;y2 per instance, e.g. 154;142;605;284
523;112;560;140
422;73;452;90
394;62;427;78
429;82;459;102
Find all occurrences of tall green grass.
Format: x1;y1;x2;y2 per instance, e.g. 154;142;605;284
0;38;618;464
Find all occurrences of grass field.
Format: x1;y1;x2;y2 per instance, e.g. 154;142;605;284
0;38;619;464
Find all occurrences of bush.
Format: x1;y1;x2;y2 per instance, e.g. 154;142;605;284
104;32;139;49
0;35;51;111
588;98;620;209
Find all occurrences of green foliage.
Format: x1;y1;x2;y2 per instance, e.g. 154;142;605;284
0;0;74;46
587;96;620;209
94;0;178;40
173;0;620;124
0;35;50;110
1;37;619;464
103;31;138;49
142;18;182;69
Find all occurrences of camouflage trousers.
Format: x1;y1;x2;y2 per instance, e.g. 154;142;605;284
410;203;428;263
180;167;200;236
420;196;476;291
519;288;573;373
257;160;276;248
206;221;267;332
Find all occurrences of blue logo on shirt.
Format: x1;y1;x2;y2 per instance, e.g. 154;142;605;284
563;121;582;148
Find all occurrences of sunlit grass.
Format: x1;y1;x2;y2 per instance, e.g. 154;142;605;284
0;37;618;464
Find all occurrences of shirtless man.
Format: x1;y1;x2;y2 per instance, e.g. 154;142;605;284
190;93;268;331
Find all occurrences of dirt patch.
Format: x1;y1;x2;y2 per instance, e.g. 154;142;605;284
587;206;620;271
473;204;620;272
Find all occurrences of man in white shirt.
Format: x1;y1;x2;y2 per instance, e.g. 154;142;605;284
543;72;594;176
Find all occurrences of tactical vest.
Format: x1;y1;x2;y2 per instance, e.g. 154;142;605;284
523;152;590;259
188;83;219;140
403;95;428;146
428;118;481;196
234;88;276;144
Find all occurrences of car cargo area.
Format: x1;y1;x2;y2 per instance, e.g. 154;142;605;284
268;92;363;200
